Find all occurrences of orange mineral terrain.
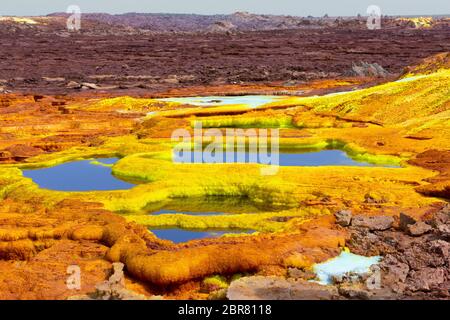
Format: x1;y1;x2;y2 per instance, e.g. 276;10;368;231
0;13;449;301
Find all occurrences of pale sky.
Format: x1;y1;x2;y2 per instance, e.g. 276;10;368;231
1;0;449;16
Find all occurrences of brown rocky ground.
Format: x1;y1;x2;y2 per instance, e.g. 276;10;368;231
347;204;450;299
0;17;449;95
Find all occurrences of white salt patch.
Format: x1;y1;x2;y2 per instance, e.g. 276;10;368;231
395;75;428;83
313;251;381;285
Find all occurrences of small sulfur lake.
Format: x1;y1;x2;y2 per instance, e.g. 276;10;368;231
150;228;255;243
156;95;281;109
22;158;135;191
174;149;399;167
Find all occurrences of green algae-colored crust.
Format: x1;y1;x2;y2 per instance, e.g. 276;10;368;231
203;275;229;290
193;116;294;129
89;160;113;168
124;210;315;233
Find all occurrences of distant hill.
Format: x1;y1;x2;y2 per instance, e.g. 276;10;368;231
46;12;450;32
46;12;323;32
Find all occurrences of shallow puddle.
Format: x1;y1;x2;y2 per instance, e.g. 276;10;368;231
151;209;228;216
150;228;255;243
22;158;135;191
156;95;281;109
313;251;381;285
174;149;398;167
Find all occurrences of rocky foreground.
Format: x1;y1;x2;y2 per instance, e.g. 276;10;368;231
227;205;450;300
68;204;450;300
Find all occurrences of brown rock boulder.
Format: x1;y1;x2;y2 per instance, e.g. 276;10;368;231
437;224;450;239
384;261;410;283
407;268;446;292
407;222;432;237
69;263;151;300
351;216;394;231
338;285;372;300
335;210;352;227
227;276;338;300
399;212;417;231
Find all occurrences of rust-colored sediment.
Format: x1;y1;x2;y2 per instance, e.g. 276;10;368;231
408;150;450;199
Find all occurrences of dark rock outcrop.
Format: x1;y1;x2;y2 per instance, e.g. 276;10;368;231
350;62;390;77
346;206;450;299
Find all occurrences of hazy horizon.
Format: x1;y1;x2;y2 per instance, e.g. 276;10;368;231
4;12;450;18
1;0;449;17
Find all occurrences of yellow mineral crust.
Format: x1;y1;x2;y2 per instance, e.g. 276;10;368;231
0;17;39;25
395;17;434;29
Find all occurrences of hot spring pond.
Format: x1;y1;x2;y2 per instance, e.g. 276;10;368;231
151;209;228;216
156;95;281;109
174;149;399;167
22;149;399;192
22;158;135;191
150;228;255;243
